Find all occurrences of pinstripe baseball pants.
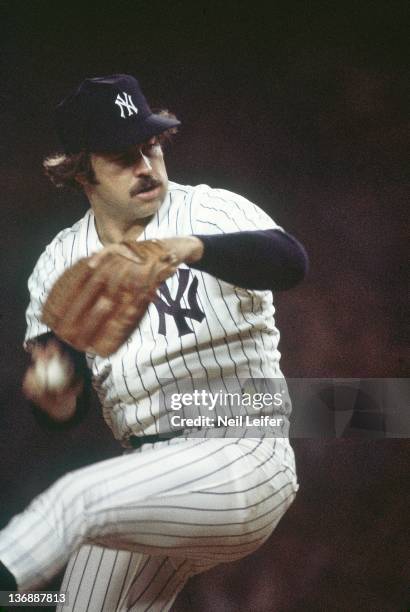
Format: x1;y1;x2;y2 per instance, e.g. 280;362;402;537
0;437;298;611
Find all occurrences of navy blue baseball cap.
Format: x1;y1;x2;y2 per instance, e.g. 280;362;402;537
55;74;181;154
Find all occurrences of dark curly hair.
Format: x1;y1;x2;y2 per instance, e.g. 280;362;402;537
43;110;178;190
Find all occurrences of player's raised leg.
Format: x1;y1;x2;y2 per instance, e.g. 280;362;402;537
0;437;297;595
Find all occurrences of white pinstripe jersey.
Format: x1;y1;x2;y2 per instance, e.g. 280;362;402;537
25;182;290;442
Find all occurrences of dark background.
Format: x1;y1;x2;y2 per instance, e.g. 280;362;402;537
0;1;408;610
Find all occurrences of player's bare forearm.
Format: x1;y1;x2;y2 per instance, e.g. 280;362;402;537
160;236;204;264
22;337;84;422
88;236;204;268
151;232;308;290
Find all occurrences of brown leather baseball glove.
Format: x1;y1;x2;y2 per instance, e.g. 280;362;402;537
42;239;179;357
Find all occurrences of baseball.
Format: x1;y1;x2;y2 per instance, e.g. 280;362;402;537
34;355;73;392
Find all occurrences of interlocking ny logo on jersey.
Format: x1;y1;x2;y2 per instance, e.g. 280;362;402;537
115;92;138;118
155;269;205;336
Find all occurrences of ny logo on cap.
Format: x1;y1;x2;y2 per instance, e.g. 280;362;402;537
115;92;139;118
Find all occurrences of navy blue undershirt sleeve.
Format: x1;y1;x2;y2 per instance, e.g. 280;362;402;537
189;229;308;291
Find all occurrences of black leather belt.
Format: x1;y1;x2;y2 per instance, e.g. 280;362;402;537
129;431;184;449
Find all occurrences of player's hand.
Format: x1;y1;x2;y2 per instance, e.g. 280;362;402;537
22;339;83;421
42;238;203;358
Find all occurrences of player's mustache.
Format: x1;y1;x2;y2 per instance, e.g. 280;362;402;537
130;177;162;197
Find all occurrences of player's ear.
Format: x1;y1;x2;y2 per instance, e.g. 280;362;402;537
75;153;98;188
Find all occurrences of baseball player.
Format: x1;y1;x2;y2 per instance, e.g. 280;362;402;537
0;74;307;611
